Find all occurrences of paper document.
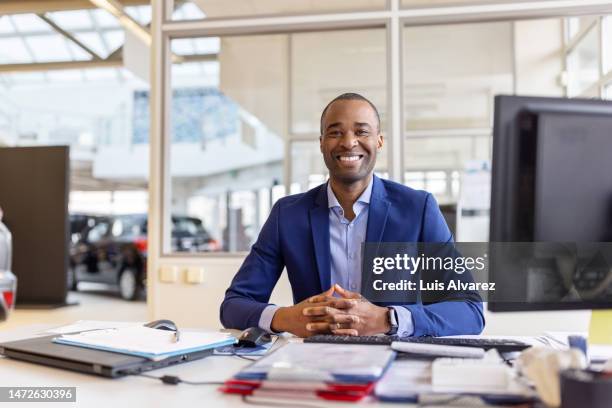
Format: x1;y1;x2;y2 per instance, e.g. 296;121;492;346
53;326;236;360
375;360;432;401
237;343;395;382
43;320;146;334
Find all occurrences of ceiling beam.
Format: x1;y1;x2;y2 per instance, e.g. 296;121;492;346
37;13;103;60
0;59;122;73
0;0;149;15
106;45;123;60
89;0;151;45
0;53;217;73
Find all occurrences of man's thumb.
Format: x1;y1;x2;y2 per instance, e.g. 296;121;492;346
334;284;350;297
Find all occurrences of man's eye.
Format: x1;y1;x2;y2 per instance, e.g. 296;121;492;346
327;131;341;137
356;130;370;136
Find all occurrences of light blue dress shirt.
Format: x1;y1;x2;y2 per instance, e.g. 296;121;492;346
259;177;414;337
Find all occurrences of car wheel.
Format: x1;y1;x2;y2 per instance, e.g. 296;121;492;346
119;268;140;301
67;267;78;291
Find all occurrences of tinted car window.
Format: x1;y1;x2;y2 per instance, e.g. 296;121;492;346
112;216;145;237
173;218;206;236
87;221;110;242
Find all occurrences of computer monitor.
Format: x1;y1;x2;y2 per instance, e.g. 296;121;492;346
0;146;70;306
489;95;612;312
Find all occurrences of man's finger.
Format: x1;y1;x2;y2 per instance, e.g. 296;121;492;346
334;284;363;300
308;297;356;309
308;294;331;303
308;286;335;303
329;314;359;325
306;322;331;332
331;328;359;336
303;305;337;317
327;298;357;309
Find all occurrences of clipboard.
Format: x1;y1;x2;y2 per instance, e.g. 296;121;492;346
53;326;236;360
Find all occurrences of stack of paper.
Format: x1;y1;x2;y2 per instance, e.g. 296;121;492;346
53;326;236;360
374;360;432;403
220;343;395;402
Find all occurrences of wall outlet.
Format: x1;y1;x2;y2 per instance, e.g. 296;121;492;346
159;265;179;283
184;266;205;284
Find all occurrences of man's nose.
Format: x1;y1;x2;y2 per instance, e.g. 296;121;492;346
339;132;358;149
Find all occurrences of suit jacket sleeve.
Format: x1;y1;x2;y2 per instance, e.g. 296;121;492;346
401;193;485;336
220;201;285;330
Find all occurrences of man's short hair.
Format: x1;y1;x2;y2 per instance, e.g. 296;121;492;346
320;92;381;135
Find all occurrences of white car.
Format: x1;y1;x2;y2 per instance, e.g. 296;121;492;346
0;215;16;321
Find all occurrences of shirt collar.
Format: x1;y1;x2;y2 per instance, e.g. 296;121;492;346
326;176;374;209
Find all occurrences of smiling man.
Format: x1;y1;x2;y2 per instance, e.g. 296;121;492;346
220;93;484;337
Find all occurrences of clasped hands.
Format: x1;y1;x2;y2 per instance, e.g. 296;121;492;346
270;284;390;338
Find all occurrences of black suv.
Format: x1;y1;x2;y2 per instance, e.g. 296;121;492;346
69;213;218;300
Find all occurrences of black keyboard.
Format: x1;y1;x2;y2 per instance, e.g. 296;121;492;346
304;335;531;353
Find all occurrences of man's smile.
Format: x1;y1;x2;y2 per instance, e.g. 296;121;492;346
335;153;365;164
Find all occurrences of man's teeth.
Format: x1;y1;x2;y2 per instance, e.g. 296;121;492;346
338;156;361;162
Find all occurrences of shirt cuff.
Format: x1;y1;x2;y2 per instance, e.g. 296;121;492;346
391;306;414;337
258;304;280;333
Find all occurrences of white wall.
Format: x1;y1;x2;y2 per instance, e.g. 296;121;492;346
514;19;564;96
149;257;293;329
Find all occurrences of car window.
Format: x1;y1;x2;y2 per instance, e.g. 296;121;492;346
111;219;124;237
174;218;205;235
87;221;110;242
113;217;145;237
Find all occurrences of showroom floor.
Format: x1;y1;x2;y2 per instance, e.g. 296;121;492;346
2;283;148;333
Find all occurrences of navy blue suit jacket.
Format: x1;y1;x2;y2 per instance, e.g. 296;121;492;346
220;175;484;336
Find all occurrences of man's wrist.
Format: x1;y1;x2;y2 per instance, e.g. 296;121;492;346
270;306;289;333
378;305;392;334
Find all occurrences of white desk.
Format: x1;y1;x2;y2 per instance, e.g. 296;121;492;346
0;326;505;408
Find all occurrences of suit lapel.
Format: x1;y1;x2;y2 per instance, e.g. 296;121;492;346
366;176;391;243
310;185;331;292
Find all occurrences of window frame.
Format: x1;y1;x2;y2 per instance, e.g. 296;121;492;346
151;0;612;259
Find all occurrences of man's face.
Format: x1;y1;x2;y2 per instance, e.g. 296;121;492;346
320;99;384;185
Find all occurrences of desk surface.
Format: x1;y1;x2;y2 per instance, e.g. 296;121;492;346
0;330;415;408
0;293;534;408
0;326;506;408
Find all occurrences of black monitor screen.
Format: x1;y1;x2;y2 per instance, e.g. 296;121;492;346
490;95;612;312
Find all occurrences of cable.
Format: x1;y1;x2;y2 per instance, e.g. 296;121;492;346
417;395;474;407
134;372;224;386
241;394;326;408
233;353;258;362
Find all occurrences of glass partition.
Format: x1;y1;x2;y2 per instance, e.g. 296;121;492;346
402;21;513;201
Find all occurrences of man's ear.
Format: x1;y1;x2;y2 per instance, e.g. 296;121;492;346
319;135;324;153
377;133;384;150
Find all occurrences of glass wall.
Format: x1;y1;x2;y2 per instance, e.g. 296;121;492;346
169;34;285;252
566;24;599;97
167;28;388;253
158;2;611;252
563;15;612;98
604;16;612;74
402;22;513;205
289;28;388;194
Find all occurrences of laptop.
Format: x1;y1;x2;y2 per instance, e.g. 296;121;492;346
0;334;213;378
